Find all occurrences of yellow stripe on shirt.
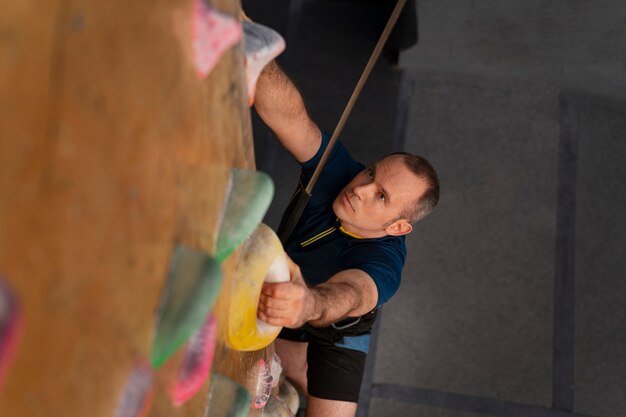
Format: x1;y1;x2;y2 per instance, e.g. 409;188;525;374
299;226;336;247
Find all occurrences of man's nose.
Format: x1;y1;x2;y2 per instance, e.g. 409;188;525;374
353;182;374;198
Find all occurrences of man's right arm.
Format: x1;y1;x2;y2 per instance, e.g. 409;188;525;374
254;61;322;163
258;258;379;329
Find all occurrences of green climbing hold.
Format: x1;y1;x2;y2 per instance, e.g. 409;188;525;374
215;168;274;261
151;246;222;368
205;373;251;417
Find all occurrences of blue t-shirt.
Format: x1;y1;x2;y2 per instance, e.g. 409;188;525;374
283;132;406;306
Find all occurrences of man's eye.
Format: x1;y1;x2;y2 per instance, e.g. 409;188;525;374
367;169;374;178
378;193;386;201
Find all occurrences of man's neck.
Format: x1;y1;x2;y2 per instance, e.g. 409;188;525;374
338;221;387;239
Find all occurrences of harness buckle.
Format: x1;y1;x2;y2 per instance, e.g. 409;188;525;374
331;316;361;330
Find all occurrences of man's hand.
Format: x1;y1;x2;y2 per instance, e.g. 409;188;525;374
257;257;317;328
257;256;379;329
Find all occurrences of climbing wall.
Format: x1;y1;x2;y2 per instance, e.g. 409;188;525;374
0;0;275;415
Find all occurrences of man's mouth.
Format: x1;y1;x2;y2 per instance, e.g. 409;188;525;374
343;193;355;212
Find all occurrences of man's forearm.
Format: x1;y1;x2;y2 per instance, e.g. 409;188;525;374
254;61;321;163
255;61;303;129
307;282;368;328
306;269;378;328
258;267;378;329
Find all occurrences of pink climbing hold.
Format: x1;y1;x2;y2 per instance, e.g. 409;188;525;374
171;313;217;406
243;21;286;106
192;0;242;79
0;277;22;393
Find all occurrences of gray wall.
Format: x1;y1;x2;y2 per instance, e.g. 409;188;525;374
374;1;626;417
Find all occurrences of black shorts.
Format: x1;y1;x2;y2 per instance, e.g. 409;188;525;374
278;324;369;403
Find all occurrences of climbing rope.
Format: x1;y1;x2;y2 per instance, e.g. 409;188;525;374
278;0;408;244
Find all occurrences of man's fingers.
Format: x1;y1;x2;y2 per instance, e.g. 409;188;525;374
257;310;278;325
259;294;292;311
257;311;288;327
258;304;290;319
257;309;300;328
260;282;285;298
257;273;310;329
257;306;293;324
284;254;304;283
261;281;301;299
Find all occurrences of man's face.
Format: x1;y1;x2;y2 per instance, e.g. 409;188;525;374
332;155;428;238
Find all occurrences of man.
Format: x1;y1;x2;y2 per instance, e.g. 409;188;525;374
254;60;439;417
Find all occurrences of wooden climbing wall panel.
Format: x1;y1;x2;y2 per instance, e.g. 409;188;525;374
0;0;269;415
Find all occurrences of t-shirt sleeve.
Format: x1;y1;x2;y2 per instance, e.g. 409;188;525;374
344;239;406;306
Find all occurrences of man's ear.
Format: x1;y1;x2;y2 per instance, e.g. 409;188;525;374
384;219;412;236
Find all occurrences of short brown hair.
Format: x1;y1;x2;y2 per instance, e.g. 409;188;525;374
389;152;439;224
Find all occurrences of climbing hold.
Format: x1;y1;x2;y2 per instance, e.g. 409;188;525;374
192;0;242;79
248;358;273;409
226;224;289;351
116;361;154;417
205;373;251;417
243;20;286;106
0;278;21;393
268;353;282;388
262;394;295;417
171;313;217;406
277;378;299;416
215;168;274;262
151;246;222;368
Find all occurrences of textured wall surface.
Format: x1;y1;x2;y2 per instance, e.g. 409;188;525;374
0;0;264;415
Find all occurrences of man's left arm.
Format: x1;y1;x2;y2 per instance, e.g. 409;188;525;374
258;259;378;329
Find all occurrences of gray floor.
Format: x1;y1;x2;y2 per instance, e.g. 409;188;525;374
244;1;626;416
